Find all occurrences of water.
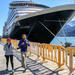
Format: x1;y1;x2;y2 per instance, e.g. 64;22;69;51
50;37;75;46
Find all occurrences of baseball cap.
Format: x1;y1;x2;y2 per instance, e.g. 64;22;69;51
7;38;11;41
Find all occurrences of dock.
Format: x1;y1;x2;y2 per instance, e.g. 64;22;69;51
0;40;75;75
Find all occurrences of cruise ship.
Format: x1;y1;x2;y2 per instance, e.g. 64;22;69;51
3;0;75;43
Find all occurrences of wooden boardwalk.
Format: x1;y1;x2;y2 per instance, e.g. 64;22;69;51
0;44;73;75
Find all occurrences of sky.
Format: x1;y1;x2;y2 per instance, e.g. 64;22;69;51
0;0;75;36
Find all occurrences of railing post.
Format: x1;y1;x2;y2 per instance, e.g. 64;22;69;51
51;46;53;61
66;48;67;67
63;48;65;65
58;47;61;67
48;45;50;59
43;44;45;61
54;47;57;62
69;48;73;73
37;43;40;59
40;45;42;56
38;43;40;58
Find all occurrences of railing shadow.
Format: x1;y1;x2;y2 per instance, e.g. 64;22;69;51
26;57;59;75
15;54;59;75
14;50;60;75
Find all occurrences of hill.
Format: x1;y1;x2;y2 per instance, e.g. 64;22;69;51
57;20;75;36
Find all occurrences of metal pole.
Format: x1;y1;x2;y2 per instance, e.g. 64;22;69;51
39;21;65;45
27;24;35;39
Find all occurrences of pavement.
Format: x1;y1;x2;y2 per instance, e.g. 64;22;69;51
0;44;75;75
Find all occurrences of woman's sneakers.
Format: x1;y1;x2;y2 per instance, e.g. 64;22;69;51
6;68;8;71
12;69;15;72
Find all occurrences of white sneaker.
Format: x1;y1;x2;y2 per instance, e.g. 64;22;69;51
12;69;15;72
6;68;8;71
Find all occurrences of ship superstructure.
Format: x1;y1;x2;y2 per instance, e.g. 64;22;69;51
3;1;49;37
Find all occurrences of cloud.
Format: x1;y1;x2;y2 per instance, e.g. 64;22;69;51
0;32;2;35
72;16;75;21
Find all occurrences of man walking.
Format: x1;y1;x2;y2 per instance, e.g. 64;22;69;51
18;34;30;71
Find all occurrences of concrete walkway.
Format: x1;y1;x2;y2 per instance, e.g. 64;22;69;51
0;44;33;75
0;44;74;75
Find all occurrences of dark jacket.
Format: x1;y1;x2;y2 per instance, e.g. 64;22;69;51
18;39;30;53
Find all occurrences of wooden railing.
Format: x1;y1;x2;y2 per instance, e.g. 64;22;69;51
1;38;7;44
30;42;40;58
65;47;75;73
30;42;65;68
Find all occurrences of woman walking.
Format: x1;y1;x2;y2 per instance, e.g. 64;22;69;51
4;38;15;72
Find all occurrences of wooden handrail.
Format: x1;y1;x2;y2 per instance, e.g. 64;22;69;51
65;47;75;73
